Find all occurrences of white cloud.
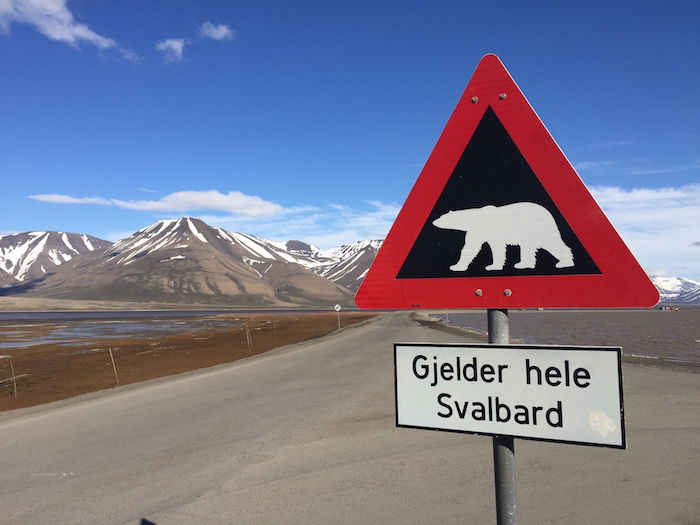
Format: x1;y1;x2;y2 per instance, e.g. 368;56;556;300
590;183;700;279
574;159;700;177
156;38;185;63
29;194;111;205
199;21;234;41
119;48;139;62
597;140;634;148
0;0;136;59
325;200;401;240
29;190;283;217
574;160;615;171
27;190;397;246
627;163;700;176
579;140;634;150
589;185;697;204
112;190;282;216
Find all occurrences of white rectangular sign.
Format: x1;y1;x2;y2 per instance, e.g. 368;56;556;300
395;343;625;448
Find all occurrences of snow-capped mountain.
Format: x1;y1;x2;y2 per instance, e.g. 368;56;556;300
145;228;384;292
650;276;700;305
106;219;323;269
231;237;383;291
0;231;111;282
308;240;383;291
20;218;354;307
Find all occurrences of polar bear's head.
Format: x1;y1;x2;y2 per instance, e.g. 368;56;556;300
432;210;457;229
433;209;475;231
433;206;496;231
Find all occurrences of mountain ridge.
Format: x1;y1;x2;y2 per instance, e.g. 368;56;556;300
1;218;362;307
650;276;700;305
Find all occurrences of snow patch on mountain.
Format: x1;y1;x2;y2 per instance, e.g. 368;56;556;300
650;276;700;305
159;255;186;262
186;218;208;243
231;232;276;259
61;233;78;254
17;233;47;280
81;234;95;251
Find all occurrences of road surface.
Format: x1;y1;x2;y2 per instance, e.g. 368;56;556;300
0;312;698;524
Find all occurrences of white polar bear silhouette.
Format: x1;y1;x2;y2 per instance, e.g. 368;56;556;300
432;202;575;271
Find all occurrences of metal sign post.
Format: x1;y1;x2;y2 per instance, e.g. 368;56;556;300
488;309;516;525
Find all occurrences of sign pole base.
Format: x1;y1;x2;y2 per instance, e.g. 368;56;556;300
488;309;517;524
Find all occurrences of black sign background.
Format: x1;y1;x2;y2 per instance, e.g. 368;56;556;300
397;106;600;279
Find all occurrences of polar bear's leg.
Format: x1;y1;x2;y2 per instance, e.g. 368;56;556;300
450;235;483;271
485;242;506;271
514;244;537;269
547;239;575;268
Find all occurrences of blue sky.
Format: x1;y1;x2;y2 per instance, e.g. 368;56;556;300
1;0;699;279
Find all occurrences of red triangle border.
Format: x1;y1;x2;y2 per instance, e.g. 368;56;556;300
356;54;659;309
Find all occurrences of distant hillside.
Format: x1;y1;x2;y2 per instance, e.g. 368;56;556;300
0;231;110;282
5;218;354;307
651;276;700;305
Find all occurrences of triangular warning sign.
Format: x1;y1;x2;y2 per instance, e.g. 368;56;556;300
356;54;659;309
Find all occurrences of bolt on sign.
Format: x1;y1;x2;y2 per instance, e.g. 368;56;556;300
355;54;658;309
395;343;625;448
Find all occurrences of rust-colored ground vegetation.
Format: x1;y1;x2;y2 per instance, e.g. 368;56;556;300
0;313;374;411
